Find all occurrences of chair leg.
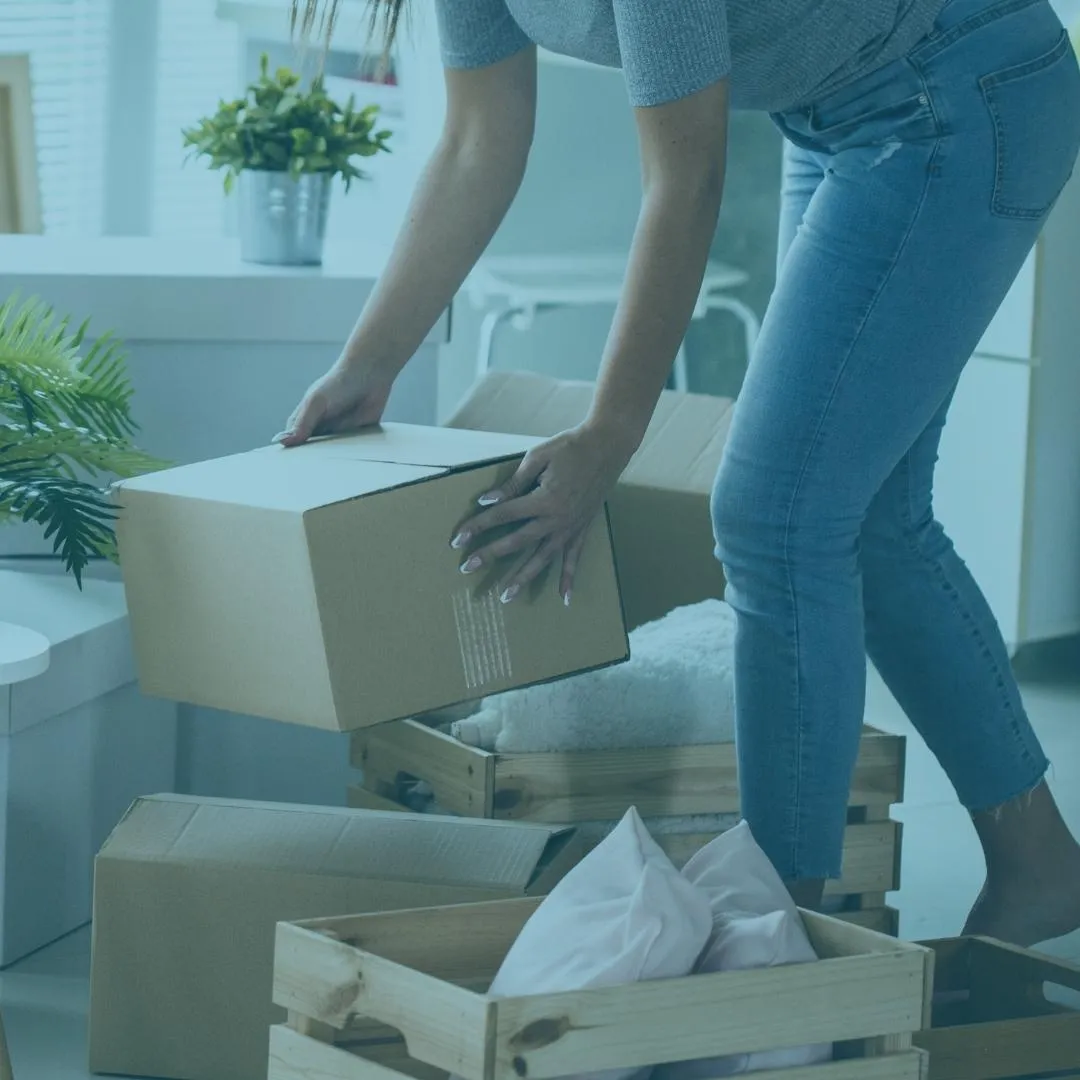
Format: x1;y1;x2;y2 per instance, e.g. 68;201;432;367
475;307;521;380
672;343;690;393
708;296;762;363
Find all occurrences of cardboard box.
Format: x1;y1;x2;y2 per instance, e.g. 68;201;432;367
0;569;177;966
89;795;582;1080
447;372;734;629
115;423;628;732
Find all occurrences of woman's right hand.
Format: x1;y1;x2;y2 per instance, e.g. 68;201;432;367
275;360;395;448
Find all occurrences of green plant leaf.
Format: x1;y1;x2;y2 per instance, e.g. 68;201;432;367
0;294;165;587
182;52;392;182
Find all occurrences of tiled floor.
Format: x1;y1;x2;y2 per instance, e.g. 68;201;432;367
2;647;1079;1079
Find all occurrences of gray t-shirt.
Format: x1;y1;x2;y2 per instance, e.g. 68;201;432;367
435;0;947;112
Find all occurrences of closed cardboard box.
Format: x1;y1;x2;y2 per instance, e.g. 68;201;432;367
448;372;734;629
115;423;627;731
89;795;581;1080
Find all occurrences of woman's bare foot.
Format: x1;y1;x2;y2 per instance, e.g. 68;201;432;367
962;781;1080;948
963;864;1080;947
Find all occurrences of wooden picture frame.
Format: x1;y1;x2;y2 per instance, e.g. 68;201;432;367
0;53;42;233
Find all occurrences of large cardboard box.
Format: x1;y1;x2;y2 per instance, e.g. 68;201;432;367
89;795;582;1080
115;423;628;731
0;569;177;966
448;372;734;630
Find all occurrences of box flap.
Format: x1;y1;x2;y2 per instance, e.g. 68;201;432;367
314;423;541;469
100;795;573;891
0;570;134;735
116;424;542;513
116;443;442;513
627;392;735;495
447;372;734;495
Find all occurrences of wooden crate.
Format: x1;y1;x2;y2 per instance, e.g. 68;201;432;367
914;936;1080;1080
350;721;906;931
270;897;933;1080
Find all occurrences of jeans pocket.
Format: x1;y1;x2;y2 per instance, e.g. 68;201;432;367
980;30;1080;219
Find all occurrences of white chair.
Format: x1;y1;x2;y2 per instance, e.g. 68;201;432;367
466;253;762;392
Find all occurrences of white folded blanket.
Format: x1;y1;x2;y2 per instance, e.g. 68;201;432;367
450;599;736;753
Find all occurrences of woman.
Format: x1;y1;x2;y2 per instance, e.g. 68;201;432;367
283;0;1080;946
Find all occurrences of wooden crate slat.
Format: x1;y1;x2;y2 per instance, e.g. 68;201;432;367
271;1028;926;1080
349;1039;452;1080
271;1025;448;1080
922;938;971;998
353;721;494;817
916;1012;1080;1080
351;724;903;824
492;743;740;821
491;726;903;822
492;951;927;1080
273;923;493;1079
913;937;1080;1080
832;821;900;895
299;898;538;983
800;910;922;959
347;785;411;813
633;820;898;897
967;934;1080;994
835;907;900;936
706;1051;925;1080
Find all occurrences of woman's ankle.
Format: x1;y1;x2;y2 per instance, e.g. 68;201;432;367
972;780;1080;880
786;878;826;909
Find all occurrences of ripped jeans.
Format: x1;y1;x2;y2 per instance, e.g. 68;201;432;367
712;0;1080;881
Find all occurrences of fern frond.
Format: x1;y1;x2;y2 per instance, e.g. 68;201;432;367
0;294;162;586
2;423;162;479
0;468;119;586
0;294;84;380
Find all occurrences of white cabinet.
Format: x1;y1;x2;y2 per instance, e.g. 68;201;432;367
935;167;1080;651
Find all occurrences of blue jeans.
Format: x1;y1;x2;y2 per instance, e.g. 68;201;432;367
712;0;1080;881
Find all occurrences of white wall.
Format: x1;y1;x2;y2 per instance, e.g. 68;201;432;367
438;59;642;418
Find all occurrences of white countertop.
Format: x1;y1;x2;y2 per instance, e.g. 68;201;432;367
0;235;393;282
0;235;448;346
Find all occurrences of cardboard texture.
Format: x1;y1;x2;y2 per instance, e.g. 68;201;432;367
115;423;627;732
88;794;581;1080
448;372;734;629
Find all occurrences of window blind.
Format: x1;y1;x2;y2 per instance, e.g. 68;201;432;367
151;0;241;236
0;0;109;234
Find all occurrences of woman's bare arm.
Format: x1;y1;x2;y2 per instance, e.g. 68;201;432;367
586;79;730;452
340;47;537;378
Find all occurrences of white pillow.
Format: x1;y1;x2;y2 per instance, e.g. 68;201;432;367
486;807;714;1080
655;823;832;1078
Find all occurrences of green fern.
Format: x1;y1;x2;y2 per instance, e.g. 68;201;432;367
0;294;165;586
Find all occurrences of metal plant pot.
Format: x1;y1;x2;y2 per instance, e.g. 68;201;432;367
239;170;332;266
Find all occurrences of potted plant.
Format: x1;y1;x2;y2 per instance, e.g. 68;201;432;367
182;54;392;266
0;295;163;586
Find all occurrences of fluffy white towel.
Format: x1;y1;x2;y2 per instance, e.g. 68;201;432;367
451;599;736;754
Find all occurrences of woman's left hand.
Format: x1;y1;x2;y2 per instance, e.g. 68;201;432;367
451;421;634;606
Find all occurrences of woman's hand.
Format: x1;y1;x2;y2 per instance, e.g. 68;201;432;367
275;360;395;447
451;421;636;606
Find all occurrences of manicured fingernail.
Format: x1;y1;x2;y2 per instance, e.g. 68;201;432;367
272;431;290;444
450;531;470;550
563;591;572;608
500;585;520;604
477;493;501;507
460;556;482;574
